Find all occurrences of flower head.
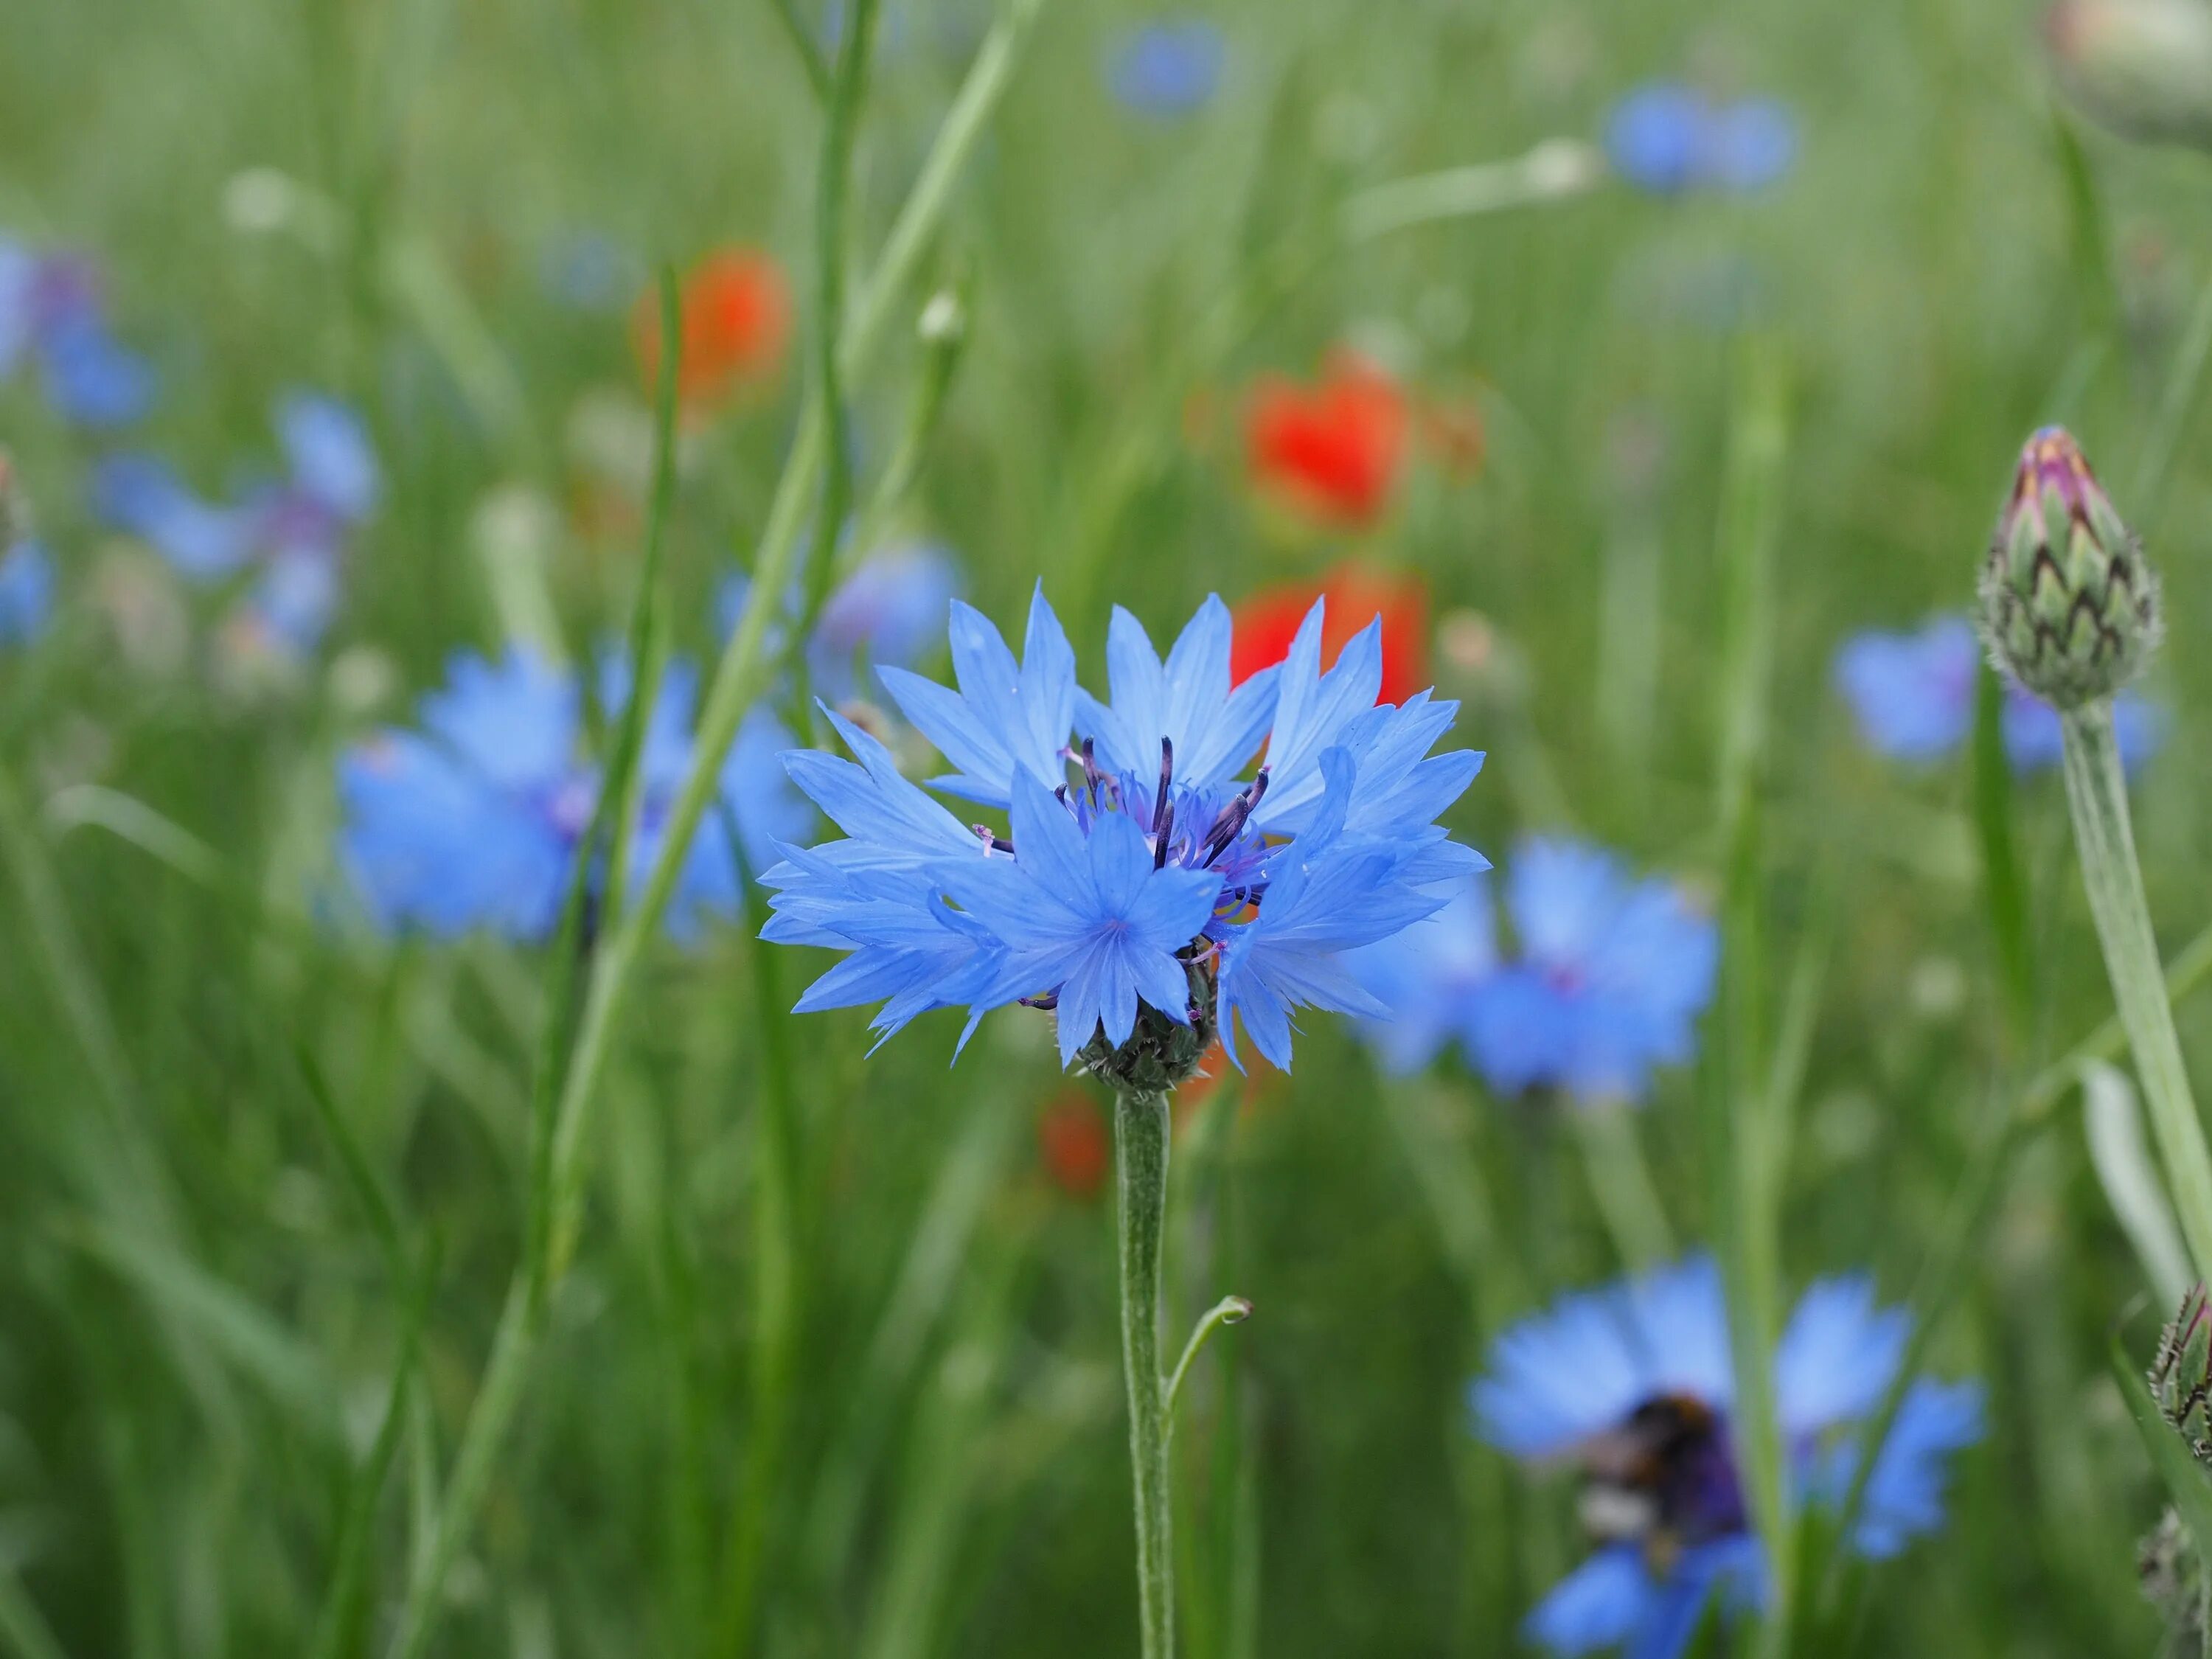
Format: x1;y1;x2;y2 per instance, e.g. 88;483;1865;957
762;585;1484;1079
1246;352;1409;530
1476;1256;1983;1659
1231;563;1429;709
2151;1283;2212;1465
1604;85;1798;195
0;540;53;648
807;543;963;700
93;391;378;655
1980;426;2160;710
1463;838;1716;1105
0;243;155;428
1834;613;2163;775
1106;19;1225;116
338;648;809;940
634;248;791;415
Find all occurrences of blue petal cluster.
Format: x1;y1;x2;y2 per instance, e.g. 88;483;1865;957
94;392;379;656
338;648;810;941
0;241;155;428
1605;84;1798;195
762;586;1485;1071
1475;1256;1982;1659
1106;19;1226;117
0;538;54;648
1351;838;1717;1104
1834;613;2163;775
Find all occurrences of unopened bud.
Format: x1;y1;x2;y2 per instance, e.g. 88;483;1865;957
1978;426;2159;709
2150;1283;2212;1464
2048;0;2212;151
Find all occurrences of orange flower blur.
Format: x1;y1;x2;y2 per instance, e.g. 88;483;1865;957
1037;1091;1110;1201
1245;351;1410;529
1229;563;1430;709
633;248;792;413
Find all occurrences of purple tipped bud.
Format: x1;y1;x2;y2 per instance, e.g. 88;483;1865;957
2048;0;2212;151
1978;426;2160;709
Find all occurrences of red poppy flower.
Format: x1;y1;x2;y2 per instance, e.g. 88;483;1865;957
1037;1091;1110;1201
633;248;791;413
1229;563;1430;708
1245;351;1409;529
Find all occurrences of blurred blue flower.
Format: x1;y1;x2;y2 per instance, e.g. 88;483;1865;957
1475;1256;1982;1659
1834;614;2163;775
539;231;636;313
1107;20;1225;117
807;543;962;700
1344;872;1496;1075
338;648;810;941
1604;83;1798;195
94;392;378;654
0;540;55;646
0;243;155;428
1460;838;1717;1104
763;586;1486;1069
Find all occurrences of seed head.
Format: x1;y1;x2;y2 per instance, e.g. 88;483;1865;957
1978;426;2160;710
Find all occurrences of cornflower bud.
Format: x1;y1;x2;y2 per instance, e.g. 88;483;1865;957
2150;1283;2212;1466
1978;426;2160;709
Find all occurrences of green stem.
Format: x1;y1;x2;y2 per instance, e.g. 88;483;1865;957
2059;703;2212;1287
1568;1102;1674;1270
1116;1091;1175;1659
1164;1296;1251;1422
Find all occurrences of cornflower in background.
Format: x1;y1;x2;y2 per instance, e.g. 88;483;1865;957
1476;1256;1983;1658
1245;351;1409;530
92;392;379;658
1464;838;1715;1105
539;229;639;313
1344;871;1495;1075
715;541;964;703
633;246;791;417
760;585;1484;1074
1604;83;1798;195
1833;613;2163;774
0;240;156;428
1105;18;1226;116
0;453;52;648
338;648;808;940
1231;562;1430;708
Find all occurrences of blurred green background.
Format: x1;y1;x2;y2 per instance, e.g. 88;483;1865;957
5;0;2212;1653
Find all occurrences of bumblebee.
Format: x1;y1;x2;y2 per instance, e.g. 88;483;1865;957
1573;1393;1746;1573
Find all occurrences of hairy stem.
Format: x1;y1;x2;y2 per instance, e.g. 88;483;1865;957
2060;703;2212;1286
1116;1091;1175;1659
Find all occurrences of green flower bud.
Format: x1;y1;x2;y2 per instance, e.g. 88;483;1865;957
2048;0;2212;152
1076;959;1217;1096
2151;1284;2212;1464
1978;425;2160;710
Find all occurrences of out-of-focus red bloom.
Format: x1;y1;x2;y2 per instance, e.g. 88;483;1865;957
1037;1091;1110;1201
1245;352;1409;529
633;248;791;413
1229;563;1430;708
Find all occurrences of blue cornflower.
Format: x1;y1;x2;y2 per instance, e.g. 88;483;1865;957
1476;1256;1983;1659
1455;838;1717;1105
94;391;378;655
1344;871;1496;1075
0;243;155;428
763;586;1485;1075
1834;613;2163;776
1604;83;1798;195
1107;19;1225;117
338;648;809;941
807;543;962;700
0;540;54;647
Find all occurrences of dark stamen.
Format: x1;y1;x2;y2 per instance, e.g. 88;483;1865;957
971;824;1015;855
1080;737;1104;807
1201;765;1270;867
1153;799;1175;869
1151;738;1175;841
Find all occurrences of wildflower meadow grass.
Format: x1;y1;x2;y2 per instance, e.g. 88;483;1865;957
15;1;2212;1656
